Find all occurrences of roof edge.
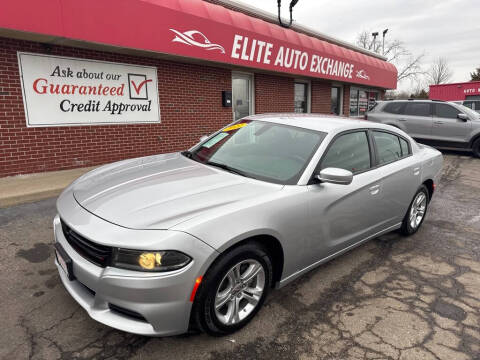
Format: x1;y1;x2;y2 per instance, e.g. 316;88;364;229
211;0;388;61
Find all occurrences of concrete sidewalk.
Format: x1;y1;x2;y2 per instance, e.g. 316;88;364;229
0;166;97;208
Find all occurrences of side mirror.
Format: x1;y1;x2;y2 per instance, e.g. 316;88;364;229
199;135;209;142
457;113;468;121
316;167;353;185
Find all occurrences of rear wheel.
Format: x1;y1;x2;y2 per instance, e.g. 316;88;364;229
192;242;272;336
472;138;480;158
400;185;429;235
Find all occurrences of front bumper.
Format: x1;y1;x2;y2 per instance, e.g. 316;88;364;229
54;189;218;336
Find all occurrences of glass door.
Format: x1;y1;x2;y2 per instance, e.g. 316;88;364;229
232;74;253;120
294;82;308;113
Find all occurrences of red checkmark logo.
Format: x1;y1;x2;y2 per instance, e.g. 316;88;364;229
131;79;152;95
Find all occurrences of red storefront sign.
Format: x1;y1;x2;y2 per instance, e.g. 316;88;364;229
430;81;480;101
0;0;397;89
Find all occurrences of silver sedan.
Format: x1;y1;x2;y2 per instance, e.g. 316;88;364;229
54;114;443;336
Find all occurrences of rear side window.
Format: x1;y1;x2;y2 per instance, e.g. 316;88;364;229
383;102;405;114
434;103;461;119
321;131;371;174
372;131;403;164
404;103;431;117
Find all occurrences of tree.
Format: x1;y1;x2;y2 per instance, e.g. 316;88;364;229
356;30;425;83
471;67;480;81
427;57;452;85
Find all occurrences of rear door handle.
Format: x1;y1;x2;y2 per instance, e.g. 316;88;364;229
413;167;420;176
434;121;444;124
398;118;407;121
369;184;380;195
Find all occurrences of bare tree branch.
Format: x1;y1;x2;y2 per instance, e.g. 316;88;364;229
355;30;425;83
427;57;453;85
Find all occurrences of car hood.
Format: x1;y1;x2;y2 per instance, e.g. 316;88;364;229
72;153;282;230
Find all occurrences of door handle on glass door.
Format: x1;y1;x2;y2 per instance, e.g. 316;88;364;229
369;184;380;195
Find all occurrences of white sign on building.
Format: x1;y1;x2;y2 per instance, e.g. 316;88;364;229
18;52;160;127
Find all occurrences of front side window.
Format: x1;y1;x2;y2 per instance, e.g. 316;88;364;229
404;103;431;117
373;131;403;164
190;120;325;184
434;103;461;119
321;131;371;173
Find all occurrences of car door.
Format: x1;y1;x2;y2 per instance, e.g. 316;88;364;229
401;102;433;139
371;130;419;226
431;103;471;144
306;130;386;264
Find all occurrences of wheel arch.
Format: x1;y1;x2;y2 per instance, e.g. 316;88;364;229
209;234;285;288
422;179;434;201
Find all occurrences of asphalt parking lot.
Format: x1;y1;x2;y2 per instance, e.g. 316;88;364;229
1;152;479;360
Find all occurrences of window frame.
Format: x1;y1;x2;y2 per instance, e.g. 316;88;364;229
232;71;255;121
433;103;461;119
310;128;413;183
383;102;406;115
370;129;412;167
314;129;375;178
294;79;311;113
403;102;433;117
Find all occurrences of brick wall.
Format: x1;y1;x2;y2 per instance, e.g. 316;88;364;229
311;80;332;114
0;37;233;177
254;73;294;113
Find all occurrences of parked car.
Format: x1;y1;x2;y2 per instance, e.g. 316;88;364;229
366;99;480;157
54;114;443;336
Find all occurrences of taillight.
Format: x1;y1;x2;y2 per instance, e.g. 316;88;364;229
364;114;368;120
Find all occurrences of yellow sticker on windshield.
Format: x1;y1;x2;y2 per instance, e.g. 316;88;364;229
223;123;247;132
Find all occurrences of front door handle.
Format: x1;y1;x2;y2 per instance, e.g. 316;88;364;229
433;121;444;125
398;118;407;121
369;184;380;195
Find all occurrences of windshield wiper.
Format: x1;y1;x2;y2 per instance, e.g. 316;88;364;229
206;161;251;178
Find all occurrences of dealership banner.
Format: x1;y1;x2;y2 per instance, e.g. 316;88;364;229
3;1;397;90
18;52;160;127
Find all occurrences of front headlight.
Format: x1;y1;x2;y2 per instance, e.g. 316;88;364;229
112;249;192;272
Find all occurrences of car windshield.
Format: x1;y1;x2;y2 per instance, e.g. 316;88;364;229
187;120;326;184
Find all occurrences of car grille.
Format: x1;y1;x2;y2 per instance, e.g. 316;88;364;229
61;220;112;267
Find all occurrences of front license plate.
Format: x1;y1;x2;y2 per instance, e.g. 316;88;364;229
54;242;75;281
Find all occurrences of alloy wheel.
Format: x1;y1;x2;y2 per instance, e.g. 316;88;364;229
214;259;265;325
409;192;427;230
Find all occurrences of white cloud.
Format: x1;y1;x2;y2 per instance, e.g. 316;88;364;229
235;0;480;91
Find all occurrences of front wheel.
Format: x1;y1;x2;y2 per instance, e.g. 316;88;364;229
192;242;272;336
400;185;429;235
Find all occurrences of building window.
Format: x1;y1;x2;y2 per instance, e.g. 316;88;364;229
294;82;309;113
331;86;341;115
232;73;253;120
349;87;378;116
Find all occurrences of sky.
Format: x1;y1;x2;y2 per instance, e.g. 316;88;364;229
236;0;480;92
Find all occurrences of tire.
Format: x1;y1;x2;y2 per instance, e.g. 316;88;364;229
400;185;429;236
192;242;272;336
472;138;480;158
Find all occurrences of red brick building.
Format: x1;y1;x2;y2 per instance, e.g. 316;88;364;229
0;0;397;178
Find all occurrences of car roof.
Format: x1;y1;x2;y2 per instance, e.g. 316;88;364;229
244;113;396;134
